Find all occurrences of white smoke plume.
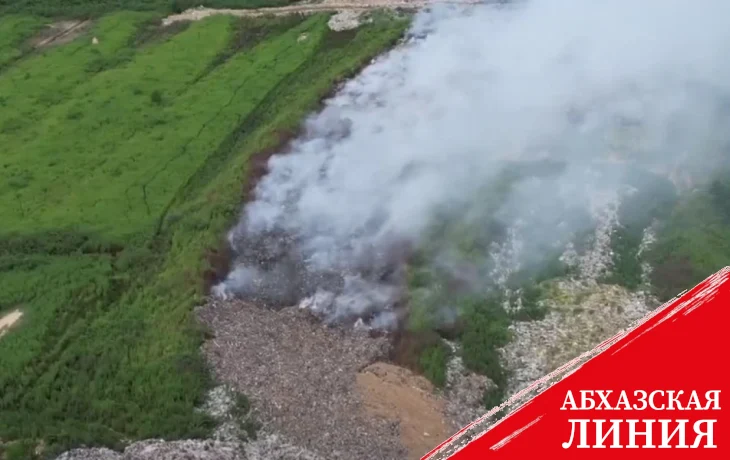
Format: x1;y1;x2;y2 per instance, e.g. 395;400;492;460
215;0;730;329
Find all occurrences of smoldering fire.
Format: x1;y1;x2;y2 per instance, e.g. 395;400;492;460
214;0;730;329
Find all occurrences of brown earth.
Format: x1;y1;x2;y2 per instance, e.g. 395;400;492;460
357;362;453;460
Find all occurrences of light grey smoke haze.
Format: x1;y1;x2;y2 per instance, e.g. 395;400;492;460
216;0;730;328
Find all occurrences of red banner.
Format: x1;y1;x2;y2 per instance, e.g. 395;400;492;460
425;267;730;459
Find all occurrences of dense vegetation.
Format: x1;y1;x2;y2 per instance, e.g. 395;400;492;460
602;167;678;290
0;11;408;459
0;15;44;69
406;158;730;409
404;161;564;406
597;164;730;302
647;171;730;301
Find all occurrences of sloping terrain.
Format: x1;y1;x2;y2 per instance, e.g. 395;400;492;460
0;10;408;459
199;299;407;459
4;2;730;460
28;20;92;49
161;0;481;27
356;362;454;460
198;3;730;458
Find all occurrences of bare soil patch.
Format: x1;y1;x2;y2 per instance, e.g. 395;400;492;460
30;20;92;49
356;362;453;459
0;309;23;339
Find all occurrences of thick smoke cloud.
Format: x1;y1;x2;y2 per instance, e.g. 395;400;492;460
215;0;730;328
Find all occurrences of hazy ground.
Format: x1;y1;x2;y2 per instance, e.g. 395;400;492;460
4;2;730;460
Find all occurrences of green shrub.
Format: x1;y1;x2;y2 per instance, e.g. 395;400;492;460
3;440;38;460
604;167;677;290
647;176;730;300
709;178;730;223
150;89;163;105
419;341;450;388
483;386;506;411
460;296;512;389
511;284;547;321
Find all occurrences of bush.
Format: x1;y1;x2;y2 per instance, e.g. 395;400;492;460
602;167;678;290
170;0;184;13
647;178;730;300
232;392;259;441
710;178;730;223
419;341;450;388
460;296;512;389
483;386;506;411
150;89;163;105
511;284;547;321
3;440;38;460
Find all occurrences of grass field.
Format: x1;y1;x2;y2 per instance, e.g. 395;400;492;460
0;11;408;458
0;0;298;18
0;15;45;69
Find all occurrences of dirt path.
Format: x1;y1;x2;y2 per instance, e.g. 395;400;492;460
162;0;480;26
31;20;92;49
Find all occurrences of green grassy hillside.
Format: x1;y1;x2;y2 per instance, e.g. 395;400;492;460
0;11;408;458
0;0;298;18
